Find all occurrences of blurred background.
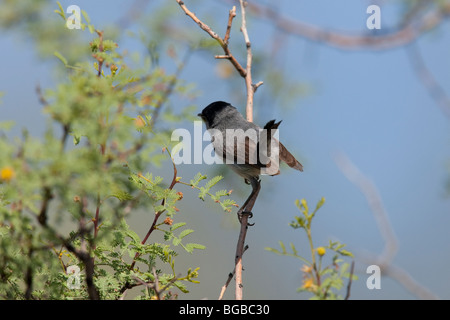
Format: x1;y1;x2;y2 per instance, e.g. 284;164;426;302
1;0;449;299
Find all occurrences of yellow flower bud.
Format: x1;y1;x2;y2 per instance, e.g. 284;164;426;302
317;247;326;257
0;166;15;182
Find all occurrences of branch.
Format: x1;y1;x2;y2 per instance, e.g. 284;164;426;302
238;0;450;51
175;0;246;77
406;43;450;120
150;47;192;128
344;260;355;300
239;0;255;122
34;185;100;299
218;245;248;300
234;214;250;300
95;30;104;77
63;239;100;300
175;0;263;300
129;154;178;270
334;151;398;265
334;151;438;300
224;5;236;45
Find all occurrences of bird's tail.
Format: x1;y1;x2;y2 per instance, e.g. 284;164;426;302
264;120;304;172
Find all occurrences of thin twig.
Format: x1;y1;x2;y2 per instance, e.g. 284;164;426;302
35;84;49;106
406;43;450;119
224;6;236;45
239;0;255;122
150;47;192;127
175;0;247;77
344;260;355;300
96;30;104;77
128;155;178;271
93;195;101;241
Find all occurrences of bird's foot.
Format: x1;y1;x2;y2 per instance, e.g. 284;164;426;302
238;211;254;226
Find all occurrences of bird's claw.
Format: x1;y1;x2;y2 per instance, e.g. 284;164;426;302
238;211;254;226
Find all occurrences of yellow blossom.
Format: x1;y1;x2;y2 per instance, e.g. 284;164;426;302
317;247;326;257
302;278;315;290
0;166;15;182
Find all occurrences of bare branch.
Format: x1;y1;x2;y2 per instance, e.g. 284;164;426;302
240;0;450;51
175;0;247;77
344;260;355;300
219;245;248;300
175;0;264;300
224;6;236;45
406;43;450;119
240;0;255;122
334;151;398;265
334;151;438;300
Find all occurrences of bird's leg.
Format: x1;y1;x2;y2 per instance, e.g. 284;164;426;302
237;178;261;226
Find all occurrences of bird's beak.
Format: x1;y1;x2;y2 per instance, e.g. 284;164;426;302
198;113;205;122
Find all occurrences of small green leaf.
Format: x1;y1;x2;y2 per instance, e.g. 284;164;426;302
178;229;194;239
55;1;66;20
198;187;207;201
171;222;186;231
73;134;81;145
186;243;205;250
81;10;91;24
279;241;287;254
315;197;326;212
264;247;280;254
54;51;68;66
174;281;189;293
110;190;133;202
126;230;140;243
338;249;354;257
204;175;223;191
301;199;309;214
172;237;181;246
290;242;298;256
190;173;207;187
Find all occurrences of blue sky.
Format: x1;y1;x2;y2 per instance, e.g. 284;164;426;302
1;0;449;299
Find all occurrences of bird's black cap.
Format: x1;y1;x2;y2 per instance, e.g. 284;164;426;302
198;101;234;124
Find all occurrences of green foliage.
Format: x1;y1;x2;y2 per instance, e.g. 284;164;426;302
0;4;236;300
266;197;357;300
179;173;238;212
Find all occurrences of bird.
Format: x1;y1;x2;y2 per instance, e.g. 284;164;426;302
198;101;303;223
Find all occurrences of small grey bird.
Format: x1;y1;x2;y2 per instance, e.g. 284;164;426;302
198;101;303;222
